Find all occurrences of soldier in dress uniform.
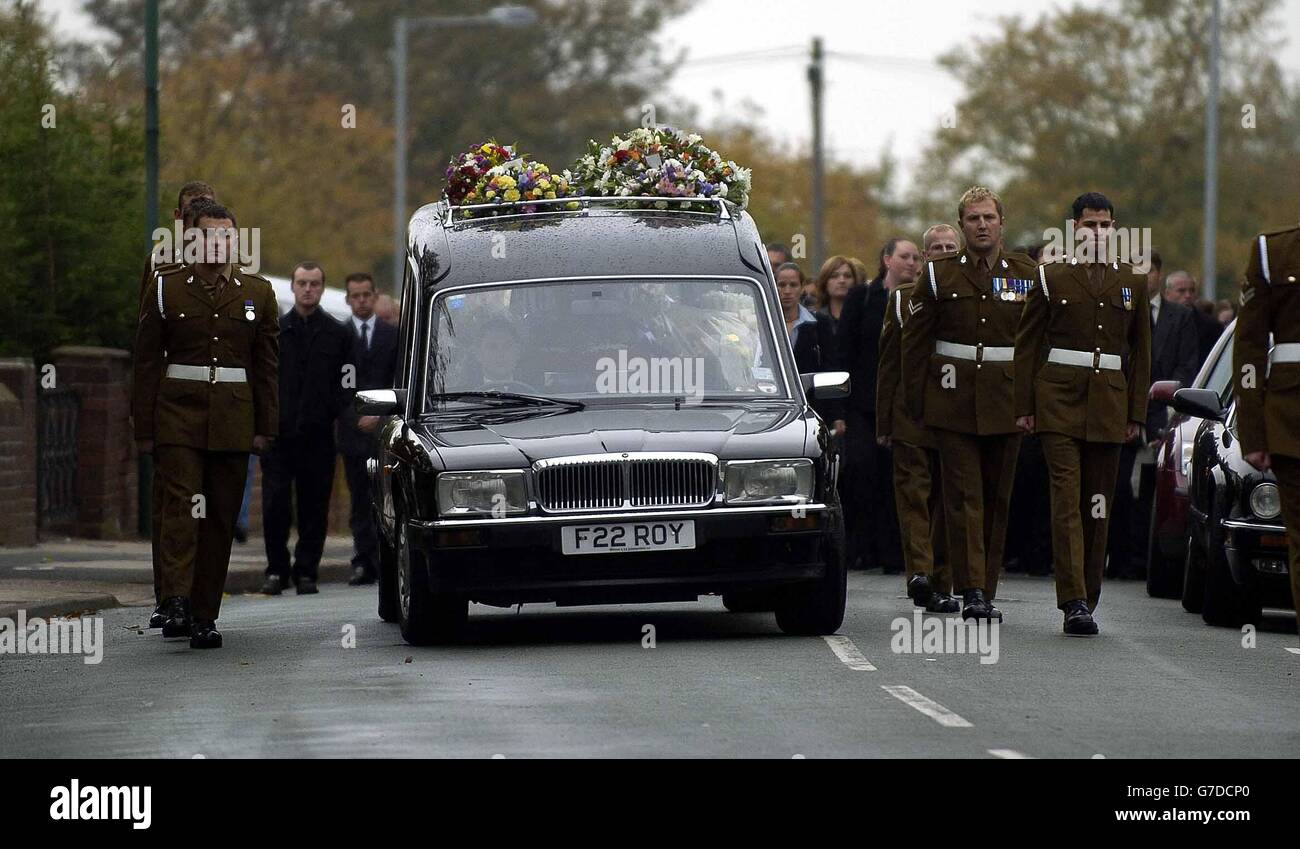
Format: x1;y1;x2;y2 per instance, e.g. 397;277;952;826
140;181;216;630
131;199;278;648
1014;193;1151;635
877;227;960;613
1233;223;1300;627
901;187;1038;621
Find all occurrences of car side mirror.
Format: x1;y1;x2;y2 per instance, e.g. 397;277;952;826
1170;387;1224;422
1148;380;1182;404
801;371;850;400
356;388;403;415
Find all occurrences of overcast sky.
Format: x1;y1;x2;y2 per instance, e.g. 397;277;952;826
41;0;1300;183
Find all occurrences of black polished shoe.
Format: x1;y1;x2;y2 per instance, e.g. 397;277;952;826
189;619;223;649
295;577;319;595
147;604;166;629
906;573;934;607
1062;599;1099;636
347;566;376;586
961;589;1003;622
259;574;288;595
926;592;962;614
159;596;191;638
233;526;248;544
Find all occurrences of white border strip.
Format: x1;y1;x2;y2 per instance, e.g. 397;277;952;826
822;635;876;671
882;684;973;727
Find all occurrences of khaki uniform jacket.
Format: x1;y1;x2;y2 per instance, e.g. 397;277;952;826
1234;225;1300;459
902;248;1038;435
1014;258;1151;443
877;282;934;449
132;262;279;452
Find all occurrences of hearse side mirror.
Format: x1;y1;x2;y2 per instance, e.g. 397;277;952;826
1148;380;1181;404
355;388;404;415
801;371;850;400
1169;387;1225;422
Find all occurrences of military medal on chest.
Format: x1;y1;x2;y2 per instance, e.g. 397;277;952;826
245;298;256;321
1121;287;1133;311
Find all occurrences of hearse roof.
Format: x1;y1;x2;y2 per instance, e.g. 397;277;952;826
405;199;769;289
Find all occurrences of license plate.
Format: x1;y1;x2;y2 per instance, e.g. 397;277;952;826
561;521;696;555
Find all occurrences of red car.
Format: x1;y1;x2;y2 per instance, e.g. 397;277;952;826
1146;320;1235;598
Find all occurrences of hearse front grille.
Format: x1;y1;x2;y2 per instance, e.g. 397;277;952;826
534;453;717;513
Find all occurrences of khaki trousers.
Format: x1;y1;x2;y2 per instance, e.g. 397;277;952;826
892;440;951;594
934;429;1021;599
154;445;250;621
1039;433;1122;610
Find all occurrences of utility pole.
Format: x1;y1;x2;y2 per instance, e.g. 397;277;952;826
140;0;159;537
808;37;825;273
392;15;408;291
1202;0;1220;301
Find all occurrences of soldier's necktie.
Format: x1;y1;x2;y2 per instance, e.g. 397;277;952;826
361;321;370;352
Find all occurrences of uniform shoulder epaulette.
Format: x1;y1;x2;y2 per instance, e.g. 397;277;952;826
1002;250;1036;268
1260;224;1300;239
153;260;185;275
234;267;271;284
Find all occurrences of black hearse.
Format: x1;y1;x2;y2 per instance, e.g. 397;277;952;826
356;196;850;645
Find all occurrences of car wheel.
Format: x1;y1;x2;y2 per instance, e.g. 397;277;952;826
377;523;399;623
1181;532;1205;614
1201;521;1263;628
775;520;847;636
1145;506;1183;599
396;522;468;646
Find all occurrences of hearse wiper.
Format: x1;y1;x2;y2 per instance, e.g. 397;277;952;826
429;391;585;410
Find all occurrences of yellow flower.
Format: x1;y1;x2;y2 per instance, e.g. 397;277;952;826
537;179;552;191
480;143;494;155
485;189;496;199
496;175;516;189
544;191;556;199
504;188;521;202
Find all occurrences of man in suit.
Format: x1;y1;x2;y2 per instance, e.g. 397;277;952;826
1165;270;1224;367
131;200;279;648
259;262;354;596
337;273;399;586
1106;259;1200;577
839;239;919;573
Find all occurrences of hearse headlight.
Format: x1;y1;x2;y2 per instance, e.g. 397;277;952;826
1248;482;1281;520
436;471;528;517
723;459;813;504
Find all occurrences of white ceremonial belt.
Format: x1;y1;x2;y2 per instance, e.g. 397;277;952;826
167;364;247;383
1048;347;1121;371
1271;343;1300;364
935;340;1014;363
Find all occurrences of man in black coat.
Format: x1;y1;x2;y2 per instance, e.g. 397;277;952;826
838;239;921;572
259;262;354;595
337;273;399;585
1106;263;1201;577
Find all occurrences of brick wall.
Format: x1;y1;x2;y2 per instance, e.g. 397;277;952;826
0;359;38;546
50;347;138;539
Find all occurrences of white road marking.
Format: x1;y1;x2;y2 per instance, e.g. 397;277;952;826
823;635;876;671
988;748;1033;759
881;684;973;728
1286;648;1300;655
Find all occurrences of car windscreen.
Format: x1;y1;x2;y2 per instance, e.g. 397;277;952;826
423;277;788;410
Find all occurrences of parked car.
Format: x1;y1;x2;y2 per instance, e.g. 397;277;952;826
355;196;850;645
1145;319;1236;598
1170;387;1292;627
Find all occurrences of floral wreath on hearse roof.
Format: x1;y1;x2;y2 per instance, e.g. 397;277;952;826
443;140;574;218
567;126;752;212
